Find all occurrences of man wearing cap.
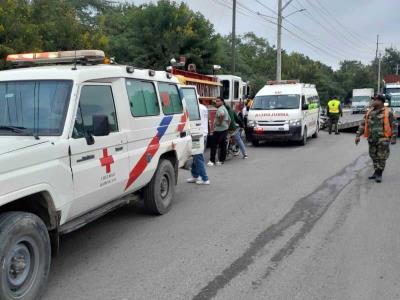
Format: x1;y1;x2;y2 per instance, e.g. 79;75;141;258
355;94;397;183
327;96;343;135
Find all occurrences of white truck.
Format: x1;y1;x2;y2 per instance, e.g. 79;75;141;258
384;75;400;117
247;80;320;146
351;88;374;114
0;50;193;300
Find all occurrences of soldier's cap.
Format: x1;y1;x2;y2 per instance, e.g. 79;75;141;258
372;94;386;102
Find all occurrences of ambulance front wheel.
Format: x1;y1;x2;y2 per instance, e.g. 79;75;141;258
144;159;175;215
0;212;51;300
300;127;307;146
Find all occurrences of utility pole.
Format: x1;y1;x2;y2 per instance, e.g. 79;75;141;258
276;0;283;81
396;64;399;75
276;0;294;81
378;52;382;93
375;34;379;60
231;0;237;74
375;34;381;93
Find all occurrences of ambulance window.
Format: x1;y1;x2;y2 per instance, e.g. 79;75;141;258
158;83;183;115
73;85;118;139
221;80;230;100
126;79;160;117
234;81;239;100
182;88;200;121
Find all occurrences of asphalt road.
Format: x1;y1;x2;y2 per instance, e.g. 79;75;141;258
42;131;400;300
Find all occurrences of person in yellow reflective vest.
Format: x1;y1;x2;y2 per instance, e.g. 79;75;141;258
327;96;343;135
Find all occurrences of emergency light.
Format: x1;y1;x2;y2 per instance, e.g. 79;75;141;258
6;50;105;65
267;80;300;85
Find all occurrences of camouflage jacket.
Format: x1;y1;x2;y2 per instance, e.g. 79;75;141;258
356;108;398;143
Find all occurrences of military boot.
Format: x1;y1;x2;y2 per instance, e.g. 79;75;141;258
368;171;377;180
375;170;383;183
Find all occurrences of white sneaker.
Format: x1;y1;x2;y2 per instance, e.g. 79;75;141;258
196;179;210;185
207;161;214;167
186;177;199;183
216;162;224;166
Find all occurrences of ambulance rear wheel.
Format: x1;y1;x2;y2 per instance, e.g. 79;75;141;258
0;212;51;300
312;125;319;138
144;159;175;215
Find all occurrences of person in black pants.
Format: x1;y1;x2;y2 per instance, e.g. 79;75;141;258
208;98;230;166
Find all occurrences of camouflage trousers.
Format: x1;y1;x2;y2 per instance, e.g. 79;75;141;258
369;142;390;171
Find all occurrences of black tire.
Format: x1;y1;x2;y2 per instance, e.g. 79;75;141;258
300;127;307;146
232;145;240;156
143;159;175;215
0;212;51;300
252;139;260;147
312;125;319;138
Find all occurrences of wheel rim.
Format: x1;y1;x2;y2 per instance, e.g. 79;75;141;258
160;175;170;199
303;129;307;143
3;237;39;298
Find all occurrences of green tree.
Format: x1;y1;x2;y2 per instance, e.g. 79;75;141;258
0;0;42;67
104;0;219;73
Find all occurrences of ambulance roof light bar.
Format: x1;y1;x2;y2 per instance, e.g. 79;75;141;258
267;79;300;85
6;50;106;66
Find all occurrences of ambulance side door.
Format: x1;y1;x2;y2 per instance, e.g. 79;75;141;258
181;86;204;155
301;94;310;136
68;83;129;220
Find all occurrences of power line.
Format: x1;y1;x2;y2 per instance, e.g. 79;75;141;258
314;0;374;50
251;0;370;60
210;0;366;63
298;0;374;54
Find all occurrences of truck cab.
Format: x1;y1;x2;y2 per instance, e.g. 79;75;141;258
351;88;374;114
247;80;320;146
217;75;245;111
0;50;191;300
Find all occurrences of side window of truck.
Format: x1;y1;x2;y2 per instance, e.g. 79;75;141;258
158;83;183;115
126;79;160;117
73;85;118;139
234;81;239;100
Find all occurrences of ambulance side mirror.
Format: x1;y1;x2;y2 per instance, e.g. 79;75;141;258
92;114;110;137
302;104;309;111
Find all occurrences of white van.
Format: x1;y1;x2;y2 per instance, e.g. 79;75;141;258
0;50;191;300
247;80;320;146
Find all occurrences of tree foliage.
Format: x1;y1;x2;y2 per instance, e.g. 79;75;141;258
1;0;399;103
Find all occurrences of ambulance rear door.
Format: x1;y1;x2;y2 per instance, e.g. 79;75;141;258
180;86;204;155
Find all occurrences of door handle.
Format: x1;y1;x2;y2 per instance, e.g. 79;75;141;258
115;146;124;152
77;155;95;163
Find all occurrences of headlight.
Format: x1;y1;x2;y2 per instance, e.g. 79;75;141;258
248;120;257;127
289;119;301;126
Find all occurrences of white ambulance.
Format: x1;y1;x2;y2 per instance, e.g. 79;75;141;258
247;80;320;146
0;50;192;300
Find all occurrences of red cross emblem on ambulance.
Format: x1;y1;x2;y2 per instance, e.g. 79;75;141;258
100;148;114;174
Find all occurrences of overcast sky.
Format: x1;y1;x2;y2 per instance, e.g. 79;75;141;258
129;0;399;70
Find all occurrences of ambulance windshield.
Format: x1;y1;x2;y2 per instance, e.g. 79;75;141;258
252;94;300;110
0;80;72;136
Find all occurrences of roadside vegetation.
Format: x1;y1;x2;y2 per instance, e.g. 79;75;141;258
1;0;399;103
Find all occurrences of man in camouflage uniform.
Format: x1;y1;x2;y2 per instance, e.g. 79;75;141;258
355;94;397;183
